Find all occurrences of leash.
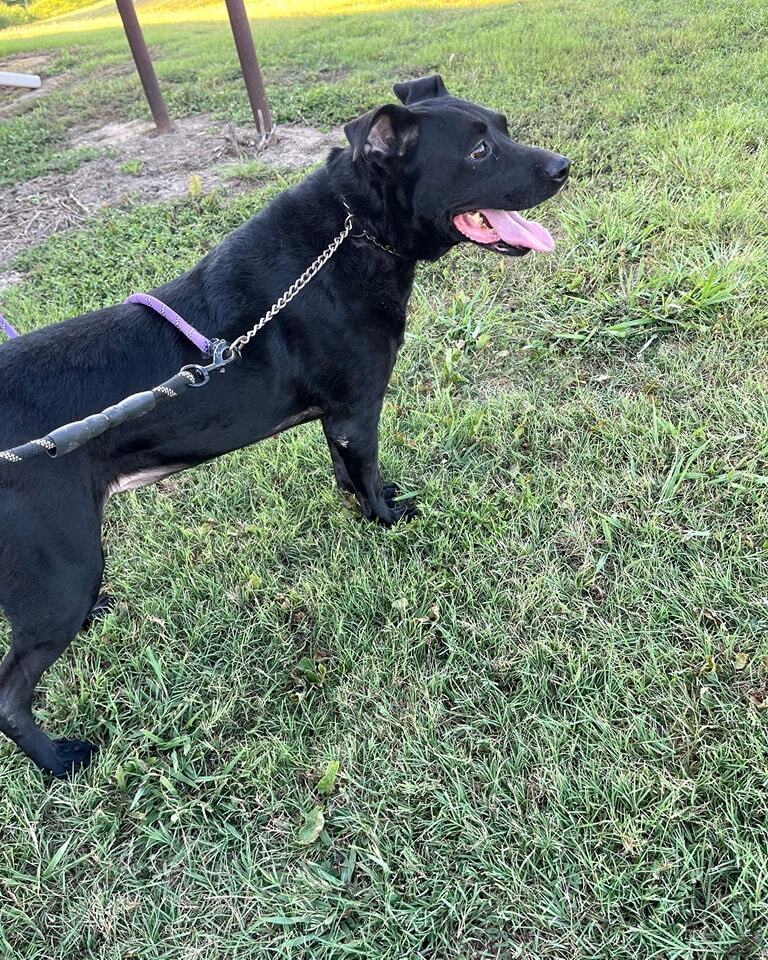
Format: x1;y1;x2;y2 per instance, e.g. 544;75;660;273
124;293;213;355
0;313;19;340
0;205;357;465
0;342;238;464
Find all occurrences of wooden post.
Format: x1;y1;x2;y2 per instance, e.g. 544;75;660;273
115;0;172;134
224;0;272;140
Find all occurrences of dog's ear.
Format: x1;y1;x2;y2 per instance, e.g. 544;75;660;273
393;74;448;105
344;104;420;164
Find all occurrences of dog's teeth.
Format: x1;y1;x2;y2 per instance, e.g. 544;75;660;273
467;212;485;226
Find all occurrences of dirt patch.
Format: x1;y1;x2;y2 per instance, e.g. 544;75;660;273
0;270;23;293
476;374;518;399
257;124;343;171
0;116;344;268
0;52;54;74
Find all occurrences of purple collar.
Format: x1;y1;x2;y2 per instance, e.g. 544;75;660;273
125;293;212;355
0;313;20;340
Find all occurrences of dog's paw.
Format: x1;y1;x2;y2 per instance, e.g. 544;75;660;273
380;484;417;526
82;593;116;631
48;739;98;778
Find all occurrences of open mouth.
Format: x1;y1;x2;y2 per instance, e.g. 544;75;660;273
452;208;555;256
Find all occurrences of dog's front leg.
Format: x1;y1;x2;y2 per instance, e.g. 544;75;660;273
322;408;415;526
322;419;355;494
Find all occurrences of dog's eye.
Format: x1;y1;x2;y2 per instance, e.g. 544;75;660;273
470;140;490;161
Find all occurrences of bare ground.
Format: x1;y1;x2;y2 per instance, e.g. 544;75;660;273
0;115;344;270
0;269;22;291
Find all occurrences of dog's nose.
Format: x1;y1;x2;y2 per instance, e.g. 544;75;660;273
544;154;570;183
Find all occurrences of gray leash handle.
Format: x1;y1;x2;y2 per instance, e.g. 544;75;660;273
48;389;160;457
0;341;237;465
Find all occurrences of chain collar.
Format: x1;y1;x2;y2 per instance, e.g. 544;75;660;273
340;196;406;258
229;205;354;355
228;199;406;357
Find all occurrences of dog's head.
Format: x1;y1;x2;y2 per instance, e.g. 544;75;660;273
343;75;569;259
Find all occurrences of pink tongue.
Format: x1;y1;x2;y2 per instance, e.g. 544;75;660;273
481;209;554;252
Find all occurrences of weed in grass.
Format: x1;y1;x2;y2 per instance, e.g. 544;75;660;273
118;157;144;176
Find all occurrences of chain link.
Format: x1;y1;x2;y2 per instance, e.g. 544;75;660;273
229;211;354;356
354;230;402;258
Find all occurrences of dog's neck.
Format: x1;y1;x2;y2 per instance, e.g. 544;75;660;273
161;162;419;351
326;150;454;262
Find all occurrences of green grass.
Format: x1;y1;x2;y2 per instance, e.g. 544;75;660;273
2;0;768;957
0;0;97;29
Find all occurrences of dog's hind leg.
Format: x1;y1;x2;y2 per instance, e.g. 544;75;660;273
0;500;104;777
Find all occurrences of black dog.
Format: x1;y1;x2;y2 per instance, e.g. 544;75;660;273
0;75;569;776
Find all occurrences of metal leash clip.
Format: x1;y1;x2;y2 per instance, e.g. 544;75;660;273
180;338;241;387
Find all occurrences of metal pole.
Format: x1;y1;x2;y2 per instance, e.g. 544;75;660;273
115;0;172;134
224;0;272;140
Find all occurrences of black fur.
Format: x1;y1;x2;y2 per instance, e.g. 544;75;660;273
0;77;568;776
